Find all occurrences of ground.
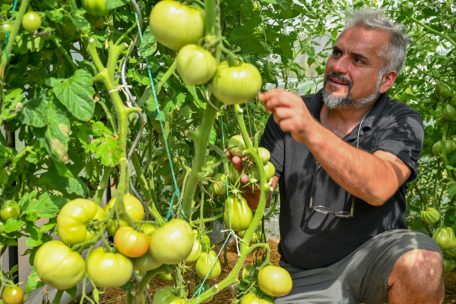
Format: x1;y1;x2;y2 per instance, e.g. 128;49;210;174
100;240;456;303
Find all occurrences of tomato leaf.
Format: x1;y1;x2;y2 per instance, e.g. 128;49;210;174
138;27;157;58
51;69;95;121
25;268;45;294
22;91;49;128
44;101;71;163
13;33;44;53
23;192;67;220
1;219;25;233
0;88;23;123
106;0;129;10
38;163;88;197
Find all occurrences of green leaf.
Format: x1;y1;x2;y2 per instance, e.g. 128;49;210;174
45;8;64;22
139;26;157;58
90;135;122;167
51;69;95;121
107;0;129;10
14;34;45;53
2;219;25;233
0;88;23;123
38;163;88;197
44;102;71;163
24;192;67;220
25;268;45;293
21;92;49;128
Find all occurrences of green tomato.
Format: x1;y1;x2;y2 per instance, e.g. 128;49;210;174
223;195;253;232
228;135;246;157
86;247;133;288
132;252;162;272
152;286;187;304
34;240;86;290
436;81;452;100
442;104;456;121
257;147;271;163
21;12;41;32
185;237;202;263
420;207;441;225
257;265;293;297
149;219;194;264
176;44;217;85
0;23;13;41
105;193;145;235
1;285;24;304
195;250;221;280
82;0;108;16
209;61;262;105
211;173;227;196
149;0;204;51
433;227;456;250
57;198;105;245
0;200;20;221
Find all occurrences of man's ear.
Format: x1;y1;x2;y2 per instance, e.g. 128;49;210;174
379;70;398;93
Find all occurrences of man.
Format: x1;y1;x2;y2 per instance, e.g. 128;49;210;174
232;9;444;303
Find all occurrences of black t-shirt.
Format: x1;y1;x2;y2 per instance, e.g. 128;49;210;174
260;90;424;269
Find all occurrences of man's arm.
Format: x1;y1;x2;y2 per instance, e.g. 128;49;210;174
259;89;413;206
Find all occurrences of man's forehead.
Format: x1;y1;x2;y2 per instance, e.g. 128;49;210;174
335;26;390;55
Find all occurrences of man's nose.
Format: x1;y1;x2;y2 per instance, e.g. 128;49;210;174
332;56;349;74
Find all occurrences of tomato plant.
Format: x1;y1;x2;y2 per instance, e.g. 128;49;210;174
21;11;41;32
86;247;133;288
1;285;24;304
114;226;150;258
149;0;204;51
176;44;217;85
34;240;86;290
57;198;105;245
209;61;263;105
149;219;194;264
81;0;108;17
257;265;293;297
0;200;20;221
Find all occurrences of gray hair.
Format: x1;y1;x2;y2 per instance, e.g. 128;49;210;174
341;9;410;74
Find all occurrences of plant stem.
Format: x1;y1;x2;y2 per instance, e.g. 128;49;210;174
0;0;31;80
233;104;268;248
181;101;218;218
410;16;456;47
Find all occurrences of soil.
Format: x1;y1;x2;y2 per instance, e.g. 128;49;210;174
100;240;456;303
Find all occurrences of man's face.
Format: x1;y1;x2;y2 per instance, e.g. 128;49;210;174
323;26;391;109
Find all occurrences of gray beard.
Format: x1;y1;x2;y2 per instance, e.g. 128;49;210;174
322;75;383;110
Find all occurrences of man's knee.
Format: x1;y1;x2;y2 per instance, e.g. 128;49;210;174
388;249;444;302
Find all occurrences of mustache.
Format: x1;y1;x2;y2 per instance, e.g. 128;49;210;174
325;72;352;87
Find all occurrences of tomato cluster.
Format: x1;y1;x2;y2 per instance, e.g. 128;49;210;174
149;0;262;105
32;195;201;291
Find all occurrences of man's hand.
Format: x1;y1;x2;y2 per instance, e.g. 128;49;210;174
259;89;315;143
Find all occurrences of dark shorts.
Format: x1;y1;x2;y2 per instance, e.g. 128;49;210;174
275;229;442;304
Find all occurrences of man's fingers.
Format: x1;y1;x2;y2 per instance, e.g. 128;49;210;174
240;174;249;184
232;155;243;172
